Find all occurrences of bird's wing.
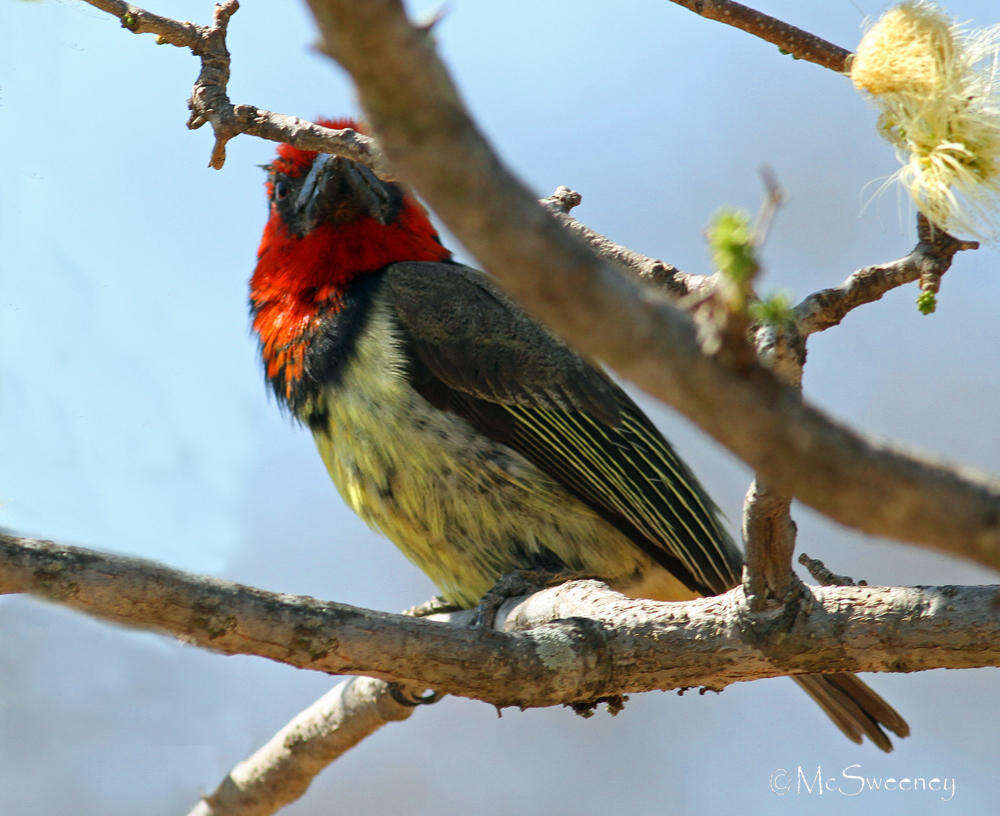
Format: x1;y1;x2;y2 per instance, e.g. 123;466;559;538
384;261;742;596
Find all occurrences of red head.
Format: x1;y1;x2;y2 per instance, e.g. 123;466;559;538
251;118;451;403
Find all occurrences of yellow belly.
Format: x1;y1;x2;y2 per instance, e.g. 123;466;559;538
308;298;697;606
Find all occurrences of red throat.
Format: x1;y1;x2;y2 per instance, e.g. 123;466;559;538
250;125;451;398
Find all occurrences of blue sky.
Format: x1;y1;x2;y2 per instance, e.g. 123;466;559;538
2;1;1000;813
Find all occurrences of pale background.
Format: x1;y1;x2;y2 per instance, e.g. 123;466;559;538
2;0;999;813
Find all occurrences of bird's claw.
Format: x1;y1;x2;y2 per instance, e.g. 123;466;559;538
390;597;458;707
468;569;591;630
386;683;442;707
403;595;462;617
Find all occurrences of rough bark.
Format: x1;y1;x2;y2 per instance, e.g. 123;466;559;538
4;535;999;706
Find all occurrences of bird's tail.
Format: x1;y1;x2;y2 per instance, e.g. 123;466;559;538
793;673;910;752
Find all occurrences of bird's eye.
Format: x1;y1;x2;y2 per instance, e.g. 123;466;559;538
274;180;290;201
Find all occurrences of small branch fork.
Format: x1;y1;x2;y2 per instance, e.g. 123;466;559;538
82;0;390;174
741;211;977;610
795;214;981;336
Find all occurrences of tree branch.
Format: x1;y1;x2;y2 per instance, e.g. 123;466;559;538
86;0;201;45
795;215;979;336
741;478;798;606
740;211;976;607
301;0;1000;573
539;187;714;300
799;553;864;587
738;175;799;609
81;0;389;174
740;212;977;605
664;0;852;73
187;676;415;816
4;535;1000;704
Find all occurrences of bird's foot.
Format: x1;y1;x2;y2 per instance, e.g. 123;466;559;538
386;683;442;707
469;569;594;630
387;597;458;707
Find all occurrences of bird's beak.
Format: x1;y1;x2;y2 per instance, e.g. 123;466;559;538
295;153;399;232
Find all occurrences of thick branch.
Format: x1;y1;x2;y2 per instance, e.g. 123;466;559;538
4;536;1000;704
304;0;1000;570
795;215;979;336
665;0;852;73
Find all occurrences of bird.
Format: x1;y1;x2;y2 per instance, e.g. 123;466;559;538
250;118;910;751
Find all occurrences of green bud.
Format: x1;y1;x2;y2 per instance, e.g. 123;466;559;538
916;290;938;315
749;292;795;327
706;208;758;285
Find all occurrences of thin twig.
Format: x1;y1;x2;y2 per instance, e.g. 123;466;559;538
752;165;784;247
665;0;852;73
539;187;713;299
794;214;979;336
81;0;389;173
799;553;864;587
85;0;202;46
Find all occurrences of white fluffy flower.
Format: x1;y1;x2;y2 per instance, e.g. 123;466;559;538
851;1;1000;240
